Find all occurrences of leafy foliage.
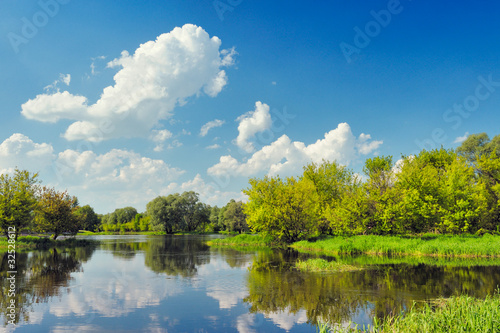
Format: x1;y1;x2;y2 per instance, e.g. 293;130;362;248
0;169;39;239
34;187;82;240
244;176;318;244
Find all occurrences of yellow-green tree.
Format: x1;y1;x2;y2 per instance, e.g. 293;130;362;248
243;176;318;244
35;187;82;240
0;169;39;239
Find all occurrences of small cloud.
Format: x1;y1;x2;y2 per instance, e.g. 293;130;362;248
200;119;225;137
90;56;106;76
206;144;220;150
454;132;469;144
44;74;71;92
271;81;277;85
167;140;183;150
149;129;173;143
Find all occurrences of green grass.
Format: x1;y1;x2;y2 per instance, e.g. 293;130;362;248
206;234;272;248
292;234;500;258
295;258;362;273
321;292;500;333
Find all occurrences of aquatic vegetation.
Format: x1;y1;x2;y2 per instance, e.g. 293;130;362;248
295;258;362;273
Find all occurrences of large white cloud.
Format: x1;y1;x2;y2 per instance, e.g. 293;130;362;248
0;133;55;174
21;24;235;142
208;122;383;178
235;101;272;153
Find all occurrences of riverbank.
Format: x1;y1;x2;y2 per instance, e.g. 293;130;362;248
0;235;96;251
206;233;500;257
292;234;500;257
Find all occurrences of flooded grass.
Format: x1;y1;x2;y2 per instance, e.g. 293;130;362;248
292;234;500;258
295;258;362;273
321;292;500;333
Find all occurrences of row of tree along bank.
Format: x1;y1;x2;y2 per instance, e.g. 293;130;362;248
243;133;500;244
99;192;248;234
0;169;86;240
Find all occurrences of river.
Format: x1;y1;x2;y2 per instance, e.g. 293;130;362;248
2;234;500;332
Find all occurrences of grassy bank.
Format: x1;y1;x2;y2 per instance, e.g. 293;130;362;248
0;235;96;251
206;234;272;248
292;234;500;258
328;292;500;333
295;258;361;273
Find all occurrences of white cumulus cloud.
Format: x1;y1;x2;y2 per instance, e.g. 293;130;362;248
208;123;383;178
235;101;272;153
0;133;55;174
21;24;235;142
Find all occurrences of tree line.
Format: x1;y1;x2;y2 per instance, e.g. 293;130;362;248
0;169;89;240
244;133;500;243
0;167;248;238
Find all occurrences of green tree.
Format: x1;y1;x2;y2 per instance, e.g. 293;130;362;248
146;194;192;233
34;187;82;240
209;206;224;232
223;200;248;233
456;132;499;163
244;176;318;244
114;206;138;224
178;191;209;232
76;205;100;231
0;169;39;239
302;160;356;234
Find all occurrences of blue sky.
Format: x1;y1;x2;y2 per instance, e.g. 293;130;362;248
1;0;500;213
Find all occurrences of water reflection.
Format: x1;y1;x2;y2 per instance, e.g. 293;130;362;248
2;235;500;332
0;245;96;326
144;236;211;277
244;250;500;327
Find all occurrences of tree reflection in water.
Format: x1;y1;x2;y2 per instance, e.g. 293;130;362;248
0;244;96;325
144;235;211;277
244;249;500;326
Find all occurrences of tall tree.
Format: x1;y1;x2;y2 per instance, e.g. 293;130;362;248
223;200;247;233
76;205;100;231
0;169;39;239
35;187;82;240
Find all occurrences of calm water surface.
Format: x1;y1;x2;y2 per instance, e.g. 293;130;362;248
2;234;500;332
